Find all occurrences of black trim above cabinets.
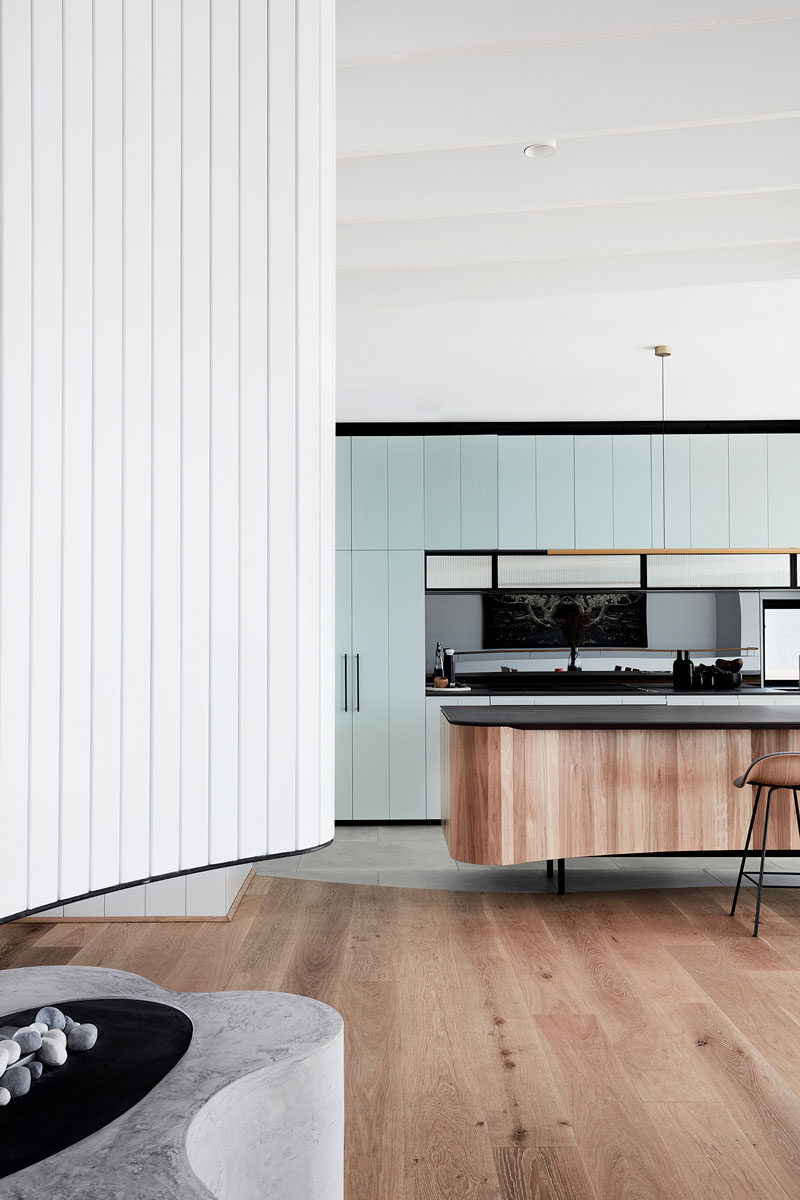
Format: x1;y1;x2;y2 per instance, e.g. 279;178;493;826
337;419;800;437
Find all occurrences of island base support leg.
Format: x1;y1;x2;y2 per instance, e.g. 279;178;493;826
557;858;566;895
545;859;553;879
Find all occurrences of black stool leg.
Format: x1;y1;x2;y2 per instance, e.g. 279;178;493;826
753;787;774;938
731;785;761;917
546;859;554;879
557;858;566;895
793;789;800;841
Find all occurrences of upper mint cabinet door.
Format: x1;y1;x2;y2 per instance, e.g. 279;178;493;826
351;436;388;549
729;433;768;547
498;435;536;548
613;435;652;548
663;434;690;548
424;436;461;548
536;435;574;548
335;437;351;550
690;434;729;547
574;436;613;549
460;435;498;548
388;436;424;549
388;552;425;818
768;433;800;547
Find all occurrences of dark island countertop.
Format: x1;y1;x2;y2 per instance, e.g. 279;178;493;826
441;704;800;731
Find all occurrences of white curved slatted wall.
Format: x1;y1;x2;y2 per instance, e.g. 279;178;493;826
0;0;335;920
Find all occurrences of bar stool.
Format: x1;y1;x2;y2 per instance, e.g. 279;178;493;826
730;751;800;937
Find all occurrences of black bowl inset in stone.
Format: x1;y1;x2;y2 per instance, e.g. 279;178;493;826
0;997;193;1179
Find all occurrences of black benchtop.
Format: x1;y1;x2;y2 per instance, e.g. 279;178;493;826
441;704;800;731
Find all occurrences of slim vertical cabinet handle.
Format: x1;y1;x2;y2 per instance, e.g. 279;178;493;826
343;654;348;712
355;653;360;712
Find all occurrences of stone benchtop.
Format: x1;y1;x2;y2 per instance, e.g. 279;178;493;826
442;704;800;731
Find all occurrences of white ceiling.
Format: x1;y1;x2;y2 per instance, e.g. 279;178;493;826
335;2;800;420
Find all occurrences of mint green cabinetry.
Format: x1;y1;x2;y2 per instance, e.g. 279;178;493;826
351;436;388;549
663;434;691;548
351;551;390;819
498;435;536;548
388;552;426;818
424;435;461;548
690;434;729;547
336;438;351;550
730;433;768;547
575;436;613;549
460;435;498;548
536;435;574;548
388;435;424;549
613;435;652;548
768;433;800;547
335;551;353;819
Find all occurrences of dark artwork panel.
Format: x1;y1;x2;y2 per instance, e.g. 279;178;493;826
483;592;647;649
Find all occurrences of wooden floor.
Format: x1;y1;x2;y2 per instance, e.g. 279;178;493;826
5;876;800;1198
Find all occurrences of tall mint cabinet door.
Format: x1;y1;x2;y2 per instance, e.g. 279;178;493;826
335;437;351;550
424;436;461;548
690;434;729;546
730;434;768;547
335;551;353;820
351;551;390;819
388;552;426;818
768;434;800;546
613;435;652;548
351;436;388;549
536;435;574;548
460;435;498;548
498;435;536;548
663;435;691;548
388;436;424;549
574;436;613;548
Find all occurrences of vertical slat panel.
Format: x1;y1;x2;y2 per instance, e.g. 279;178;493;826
424;435;461;548
388;435;424;549
536;435;574;548
91;0;123;892
335;435;351;549
690;433;729;547
729;433;768;548
574;435;613;549
768;433;800;547
60;0;93;898
613;435;652;549
351;550;389;819
335;552;353;820
388;552;425;818
0;0;33;917
150;0;182;876
208;0;239;865
180;0;211;868
664;434;691;548
266;0;298;853
461;434;498;549
296;0;322;852
351;435;388;549
498;435;536;549
119;0;152;883
27;0;63;908
239;0;269;857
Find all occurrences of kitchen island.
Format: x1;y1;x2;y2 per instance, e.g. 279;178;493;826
441;704;800;889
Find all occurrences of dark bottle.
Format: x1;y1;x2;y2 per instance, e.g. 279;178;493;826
672;650;694;691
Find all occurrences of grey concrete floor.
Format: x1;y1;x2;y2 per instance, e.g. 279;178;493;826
254;824;800;892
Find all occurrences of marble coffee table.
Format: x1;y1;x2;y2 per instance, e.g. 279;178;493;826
0;966;343;1199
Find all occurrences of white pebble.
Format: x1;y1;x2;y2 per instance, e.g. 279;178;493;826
42;1028;66;1046
37;1039;67;1067
0;1087;10;1106
0;1039;20;1066
30;1022;49;1035
0;1047;8;1075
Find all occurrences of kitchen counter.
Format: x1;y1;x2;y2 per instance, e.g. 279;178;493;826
442;704;800;730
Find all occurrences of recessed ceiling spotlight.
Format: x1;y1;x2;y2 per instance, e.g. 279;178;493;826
523;139;557;159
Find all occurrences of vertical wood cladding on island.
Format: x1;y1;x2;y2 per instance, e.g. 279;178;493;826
0;0;335;920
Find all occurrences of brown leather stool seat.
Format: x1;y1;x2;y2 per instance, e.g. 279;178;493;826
731;752;800;936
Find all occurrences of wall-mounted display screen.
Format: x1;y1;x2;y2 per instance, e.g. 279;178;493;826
482;592;648;649
762;599;800;687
